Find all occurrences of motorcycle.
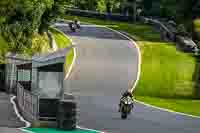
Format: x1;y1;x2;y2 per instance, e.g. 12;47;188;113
74;20;81;29
119;96;134;119
68;22;76;32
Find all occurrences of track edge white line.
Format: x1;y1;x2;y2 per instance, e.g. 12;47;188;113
10;95;32;130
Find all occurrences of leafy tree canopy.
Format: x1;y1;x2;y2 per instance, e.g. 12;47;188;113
0;0;68;53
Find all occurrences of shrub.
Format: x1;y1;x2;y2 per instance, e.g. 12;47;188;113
31;32;50;55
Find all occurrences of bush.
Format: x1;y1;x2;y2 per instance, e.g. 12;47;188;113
31;32;50;55
176;24;190;37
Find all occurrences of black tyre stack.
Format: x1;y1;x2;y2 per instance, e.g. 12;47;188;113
57;99;77;130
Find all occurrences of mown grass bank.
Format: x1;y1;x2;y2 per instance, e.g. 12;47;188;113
64;15;200;116
49;27;71;48
194;18;200;46
194;19;200;33
137;96;200;116
49;27;74;75
0;35;9;63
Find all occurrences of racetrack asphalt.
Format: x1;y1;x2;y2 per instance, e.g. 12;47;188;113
0;92;25;133
56;24;200;133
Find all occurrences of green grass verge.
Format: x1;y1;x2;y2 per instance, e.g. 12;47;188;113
49;27;74;75
136;96;200;116
26;128;98;133
0;35;8;63
64;15;200;116
137;41;196;99
65;48;74;74
194;19;200;46
194;19;200;32
49;27;71;49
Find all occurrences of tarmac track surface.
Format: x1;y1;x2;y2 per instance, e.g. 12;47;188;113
0;92;25;133
54;24;200;133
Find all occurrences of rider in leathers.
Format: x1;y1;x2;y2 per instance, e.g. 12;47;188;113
119;90;134;112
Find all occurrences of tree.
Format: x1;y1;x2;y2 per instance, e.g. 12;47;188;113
141;0;153;16
132;0;137;22
0;0;68;54
97;0;106;13
71;0;121;13
38;0;67;33
73;0;98;10
106;1;112;14
160;0;176;18
176;0;199;38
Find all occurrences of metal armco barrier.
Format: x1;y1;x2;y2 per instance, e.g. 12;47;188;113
67;8;136;22
39;98;58;121
17;83;39;121
57;99;77;130
17;83;61;121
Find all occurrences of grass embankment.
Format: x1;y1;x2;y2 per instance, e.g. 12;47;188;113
49;27;74;75
194;19;200;46
0;35;8;63
49;27;71;48
137;96;200;116
194;19;200;32
64;15;200;116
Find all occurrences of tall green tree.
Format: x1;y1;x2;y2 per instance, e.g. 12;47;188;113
160;0;176;18
97;0;106;13
73;0;121;13
132;0;137;22
176;0;199;38
0;0;68;54
39;0;67;33
73;0;98;10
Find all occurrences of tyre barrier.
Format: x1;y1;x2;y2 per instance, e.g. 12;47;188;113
57;99;77;130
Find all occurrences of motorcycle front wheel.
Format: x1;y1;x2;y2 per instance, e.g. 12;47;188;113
71;28;76;32
121;112;127;119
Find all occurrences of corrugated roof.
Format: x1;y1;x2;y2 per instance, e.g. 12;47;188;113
32;47;70;63
6;45;75;66
5;53;32;65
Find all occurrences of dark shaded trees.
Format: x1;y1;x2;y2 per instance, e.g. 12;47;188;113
176;0;199;38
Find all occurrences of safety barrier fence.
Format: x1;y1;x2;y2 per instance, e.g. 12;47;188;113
17;83;39;121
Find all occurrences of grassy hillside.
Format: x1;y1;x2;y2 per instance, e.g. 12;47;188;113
49;27;71;49
137;41;196;98
0;35;8;63
194;19;200;33
194;18;200;46
49;27;74;76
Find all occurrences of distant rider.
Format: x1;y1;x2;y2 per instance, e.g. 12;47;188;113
74;18;81;29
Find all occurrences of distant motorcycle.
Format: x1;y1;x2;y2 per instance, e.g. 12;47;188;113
68;22;76;32
74;20;81;29
119;96;134;119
